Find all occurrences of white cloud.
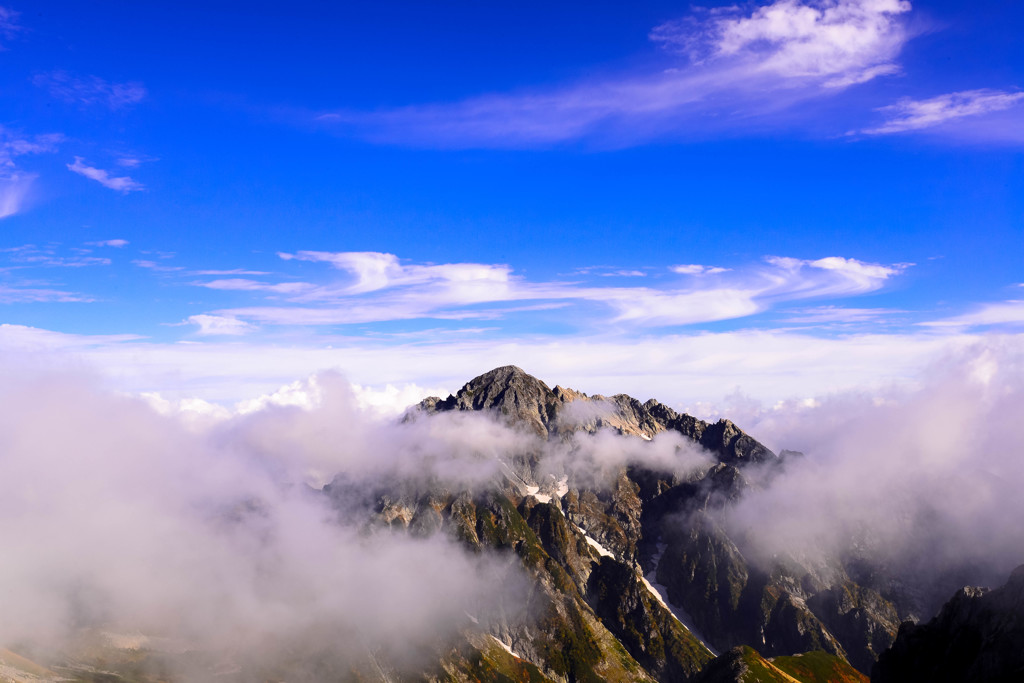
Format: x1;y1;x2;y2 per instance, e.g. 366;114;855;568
193;268;271;276
33;71;147;109
133;259;184;272
67;157;144;193
186;314;256;336
0;128;62;218
701;0;910;84
922;300;1024;330
0;324;141;351
86;238;129;248
598;270;646;278
207;251;906;330
0;367;527;668
598;287;763;326
718;340;1024;604
197;278;316;295
0;172;35;219
0;284;92;304
862;89;1024;135
0;243;111;268
671;264;730;275
767;255;907;294
0;321;994;412
0;4;21;45
779;305;900;324
281;250;515;296
0;128;62;169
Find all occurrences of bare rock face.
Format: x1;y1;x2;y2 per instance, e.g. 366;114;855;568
872;564;1024;683
807;581;901;674
426;365;560;437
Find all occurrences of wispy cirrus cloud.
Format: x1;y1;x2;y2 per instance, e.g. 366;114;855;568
861;89;1024;135
86;239;129;248
67;157;144;193
1;244;111;268
0;127;63;218
193;268;272;276
0;173;34;219
185;251;907;330
322;0;913;147
779;305;903;324
922;300;1024;330
671;264;730;275
0;284;92;304
185;314;257;336
196;278;317;295
0;5;21;47
0;245;102;302
33;70;147;110
132;259;184;272
0;128;62;168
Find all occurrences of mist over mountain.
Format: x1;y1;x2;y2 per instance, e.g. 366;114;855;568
1;346;1022;681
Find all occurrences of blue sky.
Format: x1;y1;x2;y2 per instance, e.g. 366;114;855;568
0;0;1022;409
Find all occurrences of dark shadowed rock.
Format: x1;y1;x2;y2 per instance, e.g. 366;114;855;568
872;564;1024;683
806;581;900;674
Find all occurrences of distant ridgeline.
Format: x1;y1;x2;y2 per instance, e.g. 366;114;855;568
6;365;1022;682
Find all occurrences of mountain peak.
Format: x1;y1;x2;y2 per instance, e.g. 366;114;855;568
466;364;542;387
432;365;557;436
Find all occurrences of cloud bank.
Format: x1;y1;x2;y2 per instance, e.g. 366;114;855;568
715;339;1024;610
0;367;532;674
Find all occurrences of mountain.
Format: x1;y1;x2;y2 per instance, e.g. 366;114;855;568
6;365;1021;682
872;564;1024;682
401;366;901;679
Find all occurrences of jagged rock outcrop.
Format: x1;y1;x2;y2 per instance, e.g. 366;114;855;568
872;564;1024;683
